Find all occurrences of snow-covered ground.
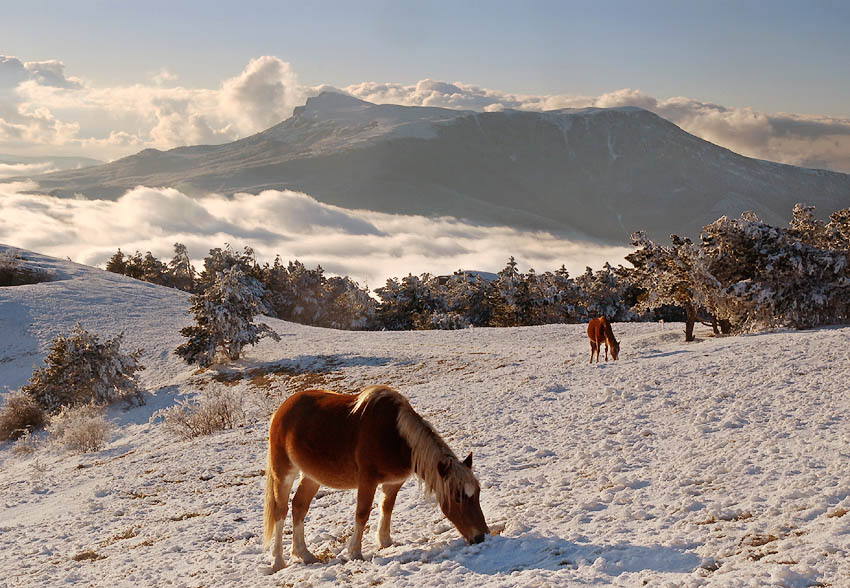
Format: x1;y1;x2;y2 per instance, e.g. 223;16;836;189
1;246;848;588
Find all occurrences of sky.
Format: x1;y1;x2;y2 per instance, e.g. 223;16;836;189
2;1;850;282
1;0;850;166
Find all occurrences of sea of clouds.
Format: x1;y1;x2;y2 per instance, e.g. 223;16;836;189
0;183;633;288
2;54;850;172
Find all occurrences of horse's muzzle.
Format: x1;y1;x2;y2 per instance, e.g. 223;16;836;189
470;533;486;545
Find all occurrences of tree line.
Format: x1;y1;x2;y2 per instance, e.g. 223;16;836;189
105;203;850;338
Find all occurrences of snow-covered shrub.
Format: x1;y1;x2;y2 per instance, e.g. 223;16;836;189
22;324;145;413
47;404;113;453
0;249;52;287
176;266;280;366
151;386;245;439
0;391;46;441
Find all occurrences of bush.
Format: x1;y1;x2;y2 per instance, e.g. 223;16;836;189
151;386;244;439
47;404;113;453
0;250;52;287
23;324;145;413
0;391;46;441
11;430;40;456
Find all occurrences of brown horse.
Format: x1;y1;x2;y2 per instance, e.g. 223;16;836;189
587;316;620;363
263;385;489;571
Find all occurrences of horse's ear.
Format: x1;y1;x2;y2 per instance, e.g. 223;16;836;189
462;452;473;469
437;460;451;479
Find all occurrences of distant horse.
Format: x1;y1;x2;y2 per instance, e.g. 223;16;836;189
263;385;489;571
587;316;620;363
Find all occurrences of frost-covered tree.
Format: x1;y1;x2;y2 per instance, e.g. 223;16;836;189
626;232;711;341
442;271;494;327
323;275;377;330
575;263;636;323
701;210;850;330
167;242;196;292
22;324;145;412
105;249;127;275
197;244;262;291
286;260;328;324
375;274;446;330
176;266;280;366
491;257;522;326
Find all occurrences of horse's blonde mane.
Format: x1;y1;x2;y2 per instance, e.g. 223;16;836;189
351;386;478;505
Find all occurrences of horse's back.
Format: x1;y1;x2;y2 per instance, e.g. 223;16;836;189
269;388;412;489
587;317;607;342
270;390;361;488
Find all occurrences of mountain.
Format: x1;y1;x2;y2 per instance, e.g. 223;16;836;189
2;244;849;587
9;92;850;242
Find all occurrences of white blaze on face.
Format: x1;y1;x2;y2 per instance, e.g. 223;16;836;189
464;483;476;498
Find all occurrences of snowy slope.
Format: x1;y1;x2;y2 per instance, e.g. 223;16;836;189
1;246;849;588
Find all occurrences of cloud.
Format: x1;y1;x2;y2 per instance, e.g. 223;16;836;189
0;184;633;288
339;82;850;173
0;54;303;160
0;161;58;179
2;52;850;173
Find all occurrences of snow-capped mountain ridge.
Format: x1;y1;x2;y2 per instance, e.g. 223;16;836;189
8;92;850;242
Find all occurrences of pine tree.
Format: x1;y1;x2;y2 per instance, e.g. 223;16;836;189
175;266;280;366
167;242;196;292
105;249;127;275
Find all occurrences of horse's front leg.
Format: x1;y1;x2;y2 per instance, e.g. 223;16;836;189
291;476;320;563
378;482;403;549
347;479;378;560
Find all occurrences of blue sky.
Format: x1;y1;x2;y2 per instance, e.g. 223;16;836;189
3;0;849;116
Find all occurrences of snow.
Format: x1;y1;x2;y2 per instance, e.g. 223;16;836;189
2;245;849;587
263;92;475;151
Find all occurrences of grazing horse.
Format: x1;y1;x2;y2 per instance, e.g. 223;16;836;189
263;385;489;571
587;316;620;363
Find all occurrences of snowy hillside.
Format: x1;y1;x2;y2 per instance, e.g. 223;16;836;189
9;92;850;242
1;246;849;587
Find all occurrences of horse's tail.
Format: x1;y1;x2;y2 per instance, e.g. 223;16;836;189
262;444;276;550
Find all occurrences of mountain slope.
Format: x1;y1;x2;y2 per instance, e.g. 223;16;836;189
10;92;850;242
1;245;849;587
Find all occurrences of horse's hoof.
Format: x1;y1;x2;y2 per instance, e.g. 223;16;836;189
378;535;393;549
263;562;285;575
295;551;318;564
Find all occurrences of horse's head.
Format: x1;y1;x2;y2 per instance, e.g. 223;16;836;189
611;340;620;360
437;452;489;544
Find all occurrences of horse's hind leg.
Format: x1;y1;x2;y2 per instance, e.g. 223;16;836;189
347;479;378;560
377;482;403;549
604;342;609;361
266;466;296;572
291;476;320;563
590;341;598;363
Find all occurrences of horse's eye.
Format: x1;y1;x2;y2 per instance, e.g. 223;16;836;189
454;493;462;503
